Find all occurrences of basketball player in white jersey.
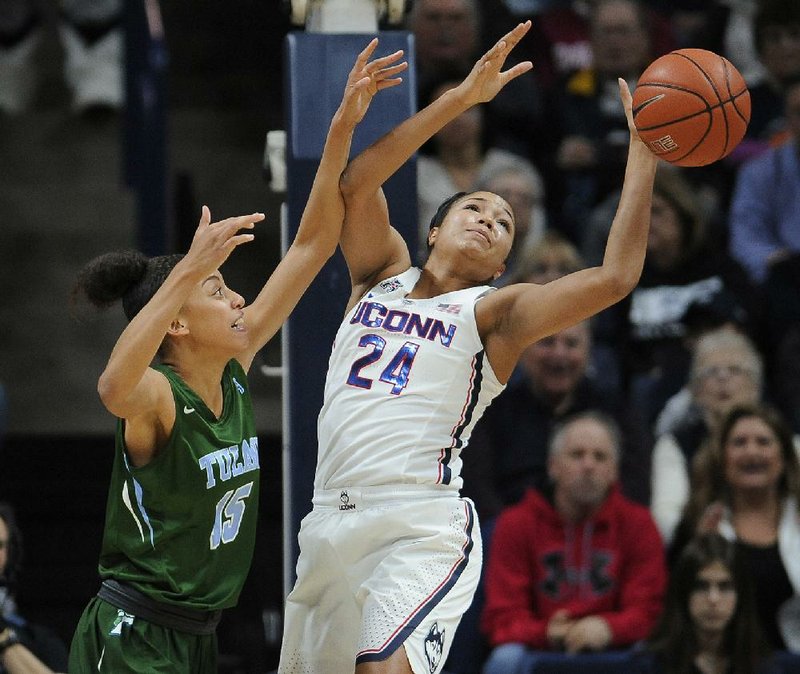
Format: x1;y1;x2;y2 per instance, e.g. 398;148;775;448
278;21;660;674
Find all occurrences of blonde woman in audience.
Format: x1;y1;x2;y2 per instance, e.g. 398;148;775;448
510;230;583;285
651;329;764;544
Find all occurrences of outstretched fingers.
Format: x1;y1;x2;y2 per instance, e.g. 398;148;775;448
348;40;405;86
354;37;380;69
483;20;532;65
200;204;212;227
362;48;407;89
340;41;407;124
461;21;533;104
502;20;532;50
374;59;408;90
499;59;533;87
219;212;262;234
209;212;262;247
218;213;261;251
186;209;262;274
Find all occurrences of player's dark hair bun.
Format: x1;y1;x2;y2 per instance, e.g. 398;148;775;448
72;250;184;320
76;250;148;306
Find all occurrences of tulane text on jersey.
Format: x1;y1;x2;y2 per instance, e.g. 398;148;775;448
198;437;260;489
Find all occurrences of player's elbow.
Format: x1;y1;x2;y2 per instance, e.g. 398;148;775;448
97;372;128;417
339;166;371;207
339;166;356;196
602;266;641;302
291;232;339;266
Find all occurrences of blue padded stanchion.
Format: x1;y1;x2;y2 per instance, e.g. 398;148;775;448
281;31;417;593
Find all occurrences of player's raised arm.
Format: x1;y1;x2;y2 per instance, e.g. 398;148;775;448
338;22;533;300
481;78;659;382
238;39;406;371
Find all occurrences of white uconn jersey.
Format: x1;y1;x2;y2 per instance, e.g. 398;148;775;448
315;267;505;491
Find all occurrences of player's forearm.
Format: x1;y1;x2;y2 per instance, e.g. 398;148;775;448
340;87;471;202
293;113;356;253
601;141;658;294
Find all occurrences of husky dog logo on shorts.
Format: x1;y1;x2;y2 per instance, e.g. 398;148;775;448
424;621;446;673
108;609;135;636
339;490;356;511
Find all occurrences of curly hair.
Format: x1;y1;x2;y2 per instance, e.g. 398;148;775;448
71;250;184;321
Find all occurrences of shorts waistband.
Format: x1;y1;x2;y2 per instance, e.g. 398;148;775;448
313;484;456;511
97;579;222;635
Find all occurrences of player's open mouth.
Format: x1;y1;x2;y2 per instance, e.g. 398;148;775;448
232;317;245;331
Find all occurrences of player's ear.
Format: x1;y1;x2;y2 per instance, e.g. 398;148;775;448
428;226;439;248
167;317;188;336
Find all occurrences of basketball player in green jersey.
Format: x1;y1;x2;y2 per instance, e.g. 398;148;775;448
67;41;407;673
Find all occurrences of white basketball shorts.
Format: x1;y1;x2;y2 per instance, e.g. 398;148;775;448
277;485;482;674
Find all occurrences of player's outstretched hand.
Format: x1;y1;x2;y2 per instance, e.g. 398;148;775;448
338;38;408;127
455;21;533;107
185;205;263;275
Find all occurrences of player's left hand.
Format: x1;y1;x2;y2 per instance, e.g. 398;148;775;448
338;38;407;127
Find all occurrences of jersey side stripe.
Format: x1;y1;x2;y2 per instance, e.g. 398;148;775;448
438;352;484;485
122;453;156;548
120;482;146;544
355;500;476;663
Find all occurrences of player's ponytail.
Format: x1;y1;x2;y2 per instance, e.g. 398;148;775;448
71;250;184;320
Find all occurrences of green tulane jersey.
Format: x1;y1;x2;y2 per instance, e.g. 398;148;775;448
98;359;259;611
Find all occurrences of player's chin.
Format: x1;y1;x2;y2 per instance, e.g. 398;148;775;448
224;327;250;352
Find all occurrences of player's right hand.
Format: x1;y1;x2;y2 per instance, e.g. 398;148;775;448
338;38;407;127
184;205;263;274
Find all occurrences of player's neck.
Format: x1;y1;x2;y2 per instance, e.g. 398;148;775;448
409;265;481;299
164;358;227;414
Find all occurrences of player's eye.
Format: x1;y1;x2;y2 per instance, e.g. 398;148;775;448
214;287;224;296
464;204;479;212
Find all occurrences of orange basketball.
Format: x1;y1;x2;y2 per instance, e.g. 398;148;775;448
632;49;750;167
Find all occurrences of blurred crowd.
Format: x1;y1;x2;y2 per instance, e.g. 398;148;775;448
406;0;800;673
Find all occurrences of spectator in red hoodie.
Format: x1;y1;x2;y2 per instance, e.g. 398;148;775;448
480;410;666;673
